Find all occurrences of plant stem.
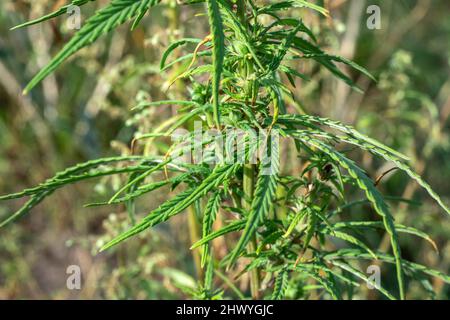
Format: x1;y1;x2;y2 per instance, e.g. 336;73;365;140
236;0;260;300
188;204;204;281
236;0;247;25
243;164;260;299
276;184;288;220
167;0;204;284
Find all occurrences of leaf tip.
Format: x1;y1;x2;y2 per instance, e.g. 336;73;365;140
99;243;111;253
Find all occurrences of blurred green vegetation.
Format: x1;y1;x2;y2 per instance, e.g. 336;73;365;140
0;0;449;299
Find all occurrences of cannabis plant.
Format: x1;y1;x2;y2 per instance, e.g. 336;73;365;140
2;0;449;300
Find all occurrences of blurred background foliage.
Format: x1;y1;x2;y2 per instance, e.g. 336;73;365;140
0;0;449;299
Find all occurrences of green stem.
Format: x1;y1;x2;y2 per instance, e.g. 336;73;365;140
243;164;260;299
236;0;260;300
188;205;204;281
167;0;204;284
236;0;247;26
